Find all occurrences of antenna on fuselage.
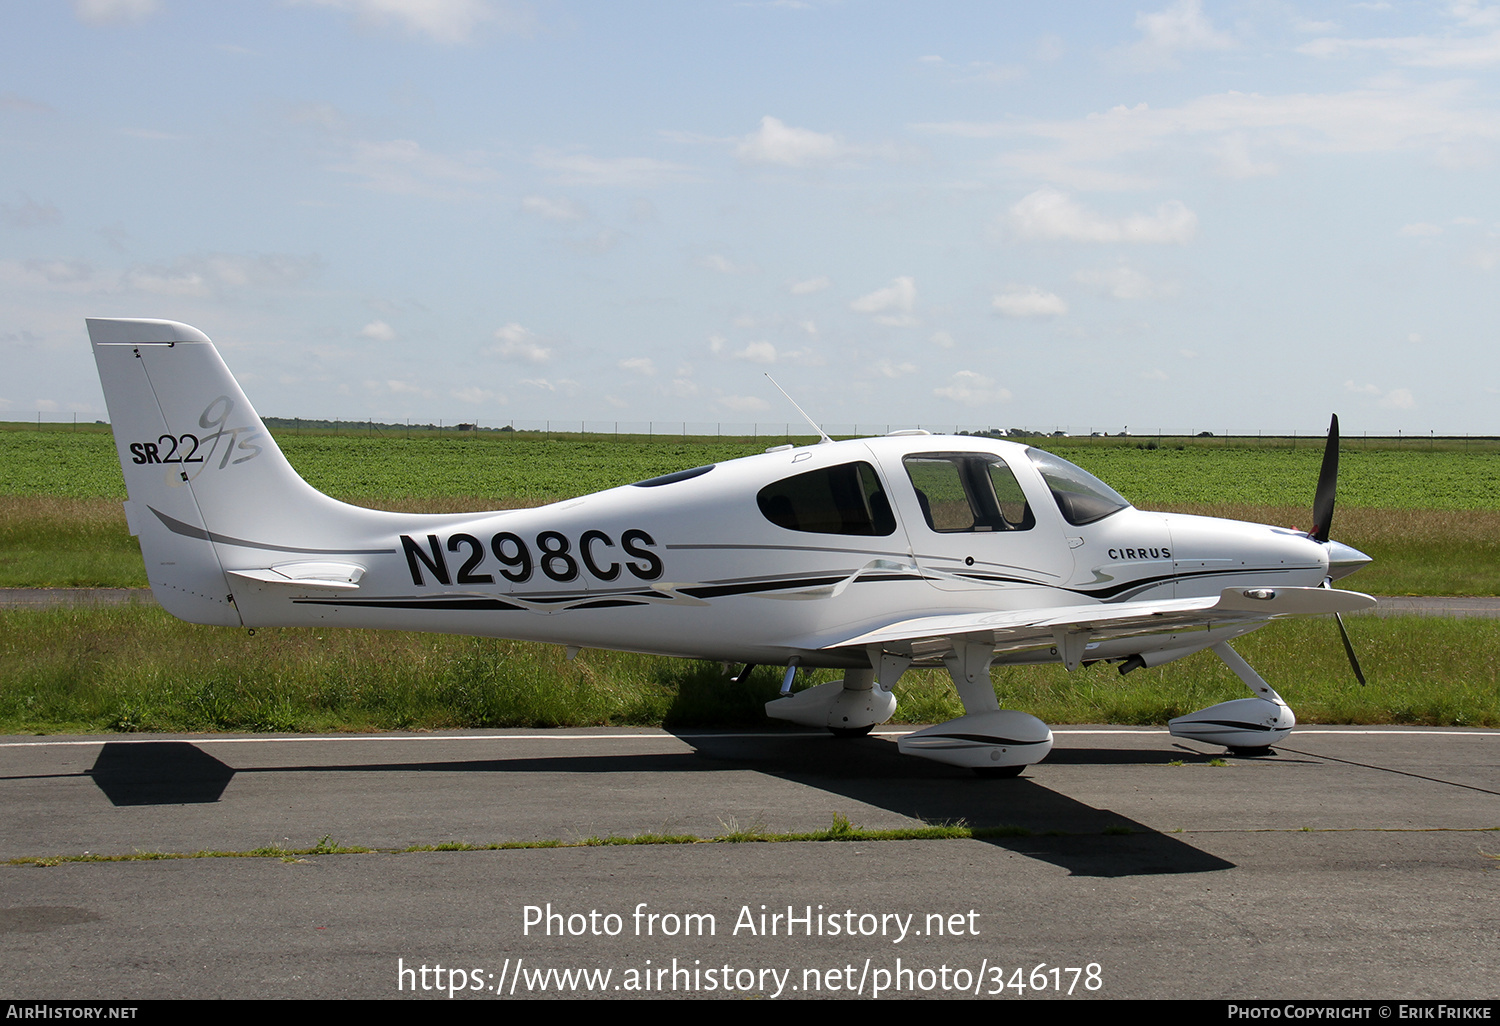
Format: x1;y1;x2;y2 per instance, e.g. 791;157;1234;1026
765;374;833;445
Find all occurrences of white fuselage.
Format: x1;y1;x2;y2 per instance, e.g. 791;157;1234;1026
224;435;1331;667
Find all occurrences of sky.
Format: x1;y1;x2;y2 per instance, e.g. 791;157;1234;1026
2;0;1498;436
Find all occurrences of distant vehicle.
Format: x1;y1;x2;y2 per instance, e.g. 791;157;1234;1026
88;318;1373;776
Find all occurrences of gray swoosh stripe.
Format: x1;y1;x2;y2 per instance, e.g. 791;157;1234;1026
150;506;397;556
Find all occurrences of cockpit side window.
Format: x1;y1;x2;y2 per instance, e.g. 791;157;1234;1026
756;461;897;536
1026;448;1130;526
903;453;1035;533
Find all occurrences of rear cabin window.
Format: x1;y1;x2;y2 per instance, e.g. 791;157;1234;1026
903;453;1035;533
757;461;897;536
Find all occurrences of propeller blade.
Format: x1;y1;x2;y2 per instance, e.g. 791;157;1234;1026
1310;413;1340;543
1334;611;1367;687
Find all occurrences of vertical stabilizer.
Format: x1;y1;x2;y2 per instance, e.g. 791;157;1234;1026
87;318;358;625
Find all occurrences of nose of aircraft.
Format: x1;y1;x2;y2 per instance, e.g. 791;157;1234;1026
1324;539;1373;581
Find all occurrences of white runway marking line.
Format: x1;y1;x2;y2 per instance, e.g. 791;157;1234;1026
1;727;1495;750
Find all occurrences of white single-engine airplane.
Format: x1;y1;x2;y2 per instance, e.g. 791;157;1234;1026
88;318;1376;776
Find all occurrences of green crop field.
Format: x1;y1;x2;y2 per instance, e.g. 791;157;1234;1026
2;425;1495;594
4;423;1499;509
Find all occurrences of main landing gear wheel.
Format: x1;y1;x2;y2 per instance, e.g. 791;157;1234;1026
828;724;876;738
973;765;1025;779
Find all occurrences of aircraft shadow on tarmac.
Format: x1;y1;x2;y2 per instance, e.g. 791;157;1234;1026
87;735;1235;878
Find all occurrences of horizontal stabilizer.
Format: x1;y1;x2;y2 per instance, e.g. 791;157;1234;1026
226;562;366;591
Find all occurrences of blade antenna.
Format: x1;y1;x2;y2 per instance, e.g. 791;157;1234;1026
765;374;833;444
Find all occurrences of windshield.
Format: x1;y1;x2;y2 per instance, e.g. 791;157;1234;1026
1026;448;1130;526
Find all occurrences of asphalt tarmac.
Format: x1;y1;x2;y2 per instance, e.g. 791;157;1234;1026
2;726;1495;1000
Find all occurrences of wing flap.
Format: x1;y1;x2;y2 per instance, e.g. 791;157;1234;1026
820;586;1376;652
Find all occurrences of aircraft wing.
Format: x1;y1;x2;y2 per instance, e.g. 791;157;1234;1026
816;586;1376;661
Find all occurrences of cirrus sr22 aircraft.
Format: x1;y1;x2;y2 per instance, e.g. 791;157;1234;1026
88;317;1376;777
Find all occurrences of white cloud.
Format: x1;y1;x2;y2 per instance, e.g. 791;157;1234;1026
737;117;844;167
1345;379;1417;409
520;377;580;395
717;340;820;366
0;94;55;115
121;269;208;296
1398;222;1444;236
566;229;621;255
1299;29;1500;68
365;378;435;399
1008;188;1197;244
1132;0;1234;64
533;149;699;187
992;285;1067;317
933;370;1011;406
790;275;831;295
1139;368;1169;381
1;197;62;229
4;253;319;298
718;395;771;413
619;357;656;375
851;276;917;325
491;323;551;363
733;115;900;169
701;254;748;274
0;259;107;293
521;195;587;221
732;341;778;364
1212;132;1279;178
929;330;955;349
333;139;496;198
873;359;918;378
452;386;506;404
921;82;1500;191
116;254;318;297
1073;266;1176;300
73;0;159;25
360;320;396;341
290;0;532;45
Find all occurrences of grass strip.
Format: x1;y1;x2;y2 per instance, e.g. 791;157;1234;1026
0;817;1080;866
2;606;1496;734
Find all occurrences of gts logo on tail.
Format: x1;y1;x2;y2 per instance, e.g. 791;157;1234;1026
129;396;263;470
